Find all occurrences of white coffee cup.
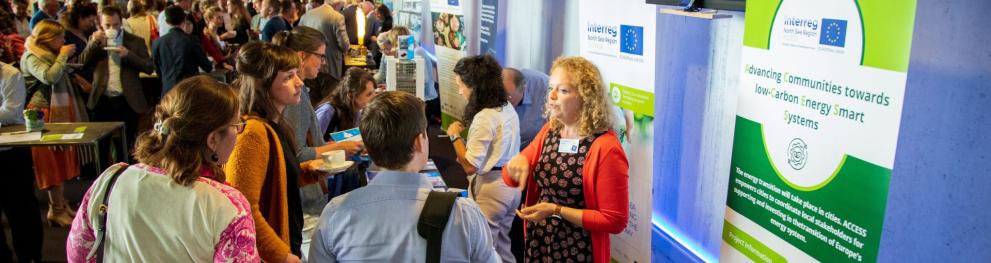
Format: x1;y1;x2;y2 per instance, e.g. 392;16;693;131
322;150;346;166
105;29;120;45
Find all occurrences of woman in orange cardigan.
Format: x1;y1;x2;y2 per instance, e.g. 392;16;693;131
503;56;629;263
225;41;326;263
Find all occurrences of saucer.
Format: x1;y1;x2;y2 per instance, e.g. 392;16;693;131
318;160;353;173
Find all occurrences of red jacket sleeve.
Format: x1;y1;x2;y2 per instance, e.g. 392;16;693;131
581;133;629;234
502;123;551;188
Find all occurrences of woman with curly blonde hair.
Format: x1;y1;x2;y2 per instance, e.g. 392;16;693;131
503;56;629;263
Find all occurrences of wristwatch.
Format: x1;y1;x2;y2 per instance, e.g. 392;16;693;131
449;134;462;143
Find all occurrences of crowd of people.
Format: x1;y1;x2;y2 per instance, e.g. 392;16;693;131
0;0;630;262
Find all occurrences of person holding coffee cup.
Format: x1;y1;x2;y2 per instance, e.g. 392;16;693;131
313;67;376;198
320;149;348;169
79;6;155;161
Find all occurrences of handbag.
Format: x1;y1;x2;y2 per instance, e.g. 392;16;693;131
148;15;160;41
87;163;130;262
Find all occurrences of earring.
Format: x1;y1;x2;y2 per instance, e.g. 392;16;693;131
211;152;219;162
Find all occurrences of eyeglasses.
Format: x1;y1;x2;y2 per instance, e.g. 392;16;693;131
231;122;246;134
305;50;326;58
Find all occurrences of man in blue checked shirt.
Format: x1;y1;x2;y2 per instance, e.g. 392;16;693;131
307;91;498;262
502;67;549;150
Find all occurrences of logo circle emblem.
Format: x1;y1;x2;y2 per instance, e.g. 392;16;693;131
787;138;808;170
610;85;622;104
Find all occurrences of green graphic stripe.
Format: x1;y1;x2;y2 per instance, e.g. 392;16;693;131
743;0;784;49
609;83;655;116
723;221;787;263
728;116;891;262
857;0;917;72
855;0;867;70
759;124;848;192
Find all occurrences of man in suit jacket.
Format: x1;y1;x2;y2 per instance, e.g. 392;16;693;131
79;6;155;159
153;6;213;97
299;2;349;101
340;3;358;45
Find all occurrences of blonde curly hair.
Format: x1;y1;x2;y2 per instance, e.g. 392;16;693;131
547;56;614;137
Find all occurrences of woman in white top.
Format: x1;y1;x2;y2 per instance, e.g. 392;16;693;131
66;76;259;262
124;0;158;54
446;54;522;263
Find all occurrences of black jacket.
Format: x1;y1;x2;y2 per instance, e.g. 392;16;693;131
78;31;155;113
152;28;213;96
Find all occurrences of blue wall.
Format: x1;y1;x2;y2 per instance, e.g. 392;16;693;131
650;0;991;262
651;9;744;263
878;0;991;261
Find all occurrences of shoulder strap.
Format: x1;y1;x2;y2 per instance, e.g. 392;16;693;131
93;163;129;262
417;191;459;263
324;108;341;142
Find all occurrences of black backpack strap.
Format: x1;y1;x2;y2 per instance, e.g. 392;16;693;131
417;191;459;263
90;163;129;262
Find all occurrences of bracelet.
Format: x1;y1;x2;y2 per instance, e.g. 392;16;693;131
554;204;562;216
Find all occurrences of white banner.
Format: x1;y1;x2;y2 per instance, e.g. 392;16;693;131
430;0;468;122
579;0;656;262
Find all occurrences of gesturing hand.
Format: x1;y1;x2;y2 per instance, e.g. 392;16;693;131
446;121;464;137
59;44;77;57
506;154;529;191
517;202;557;222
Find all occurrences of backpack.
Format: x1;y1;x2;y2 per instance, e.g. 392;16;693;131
417;191;459;263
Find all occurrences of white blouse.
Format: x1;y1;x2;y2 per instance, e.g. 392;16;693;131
464;102;521;174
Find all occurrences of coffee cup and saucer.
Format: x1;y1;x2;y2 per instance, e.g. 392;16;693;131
318;150;353;173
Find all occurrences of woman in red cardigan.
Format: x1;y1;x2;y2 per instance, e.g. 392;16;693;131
503;56;629;263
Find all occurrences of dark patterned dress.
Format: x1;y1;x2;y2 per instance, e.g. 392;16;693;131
526;130;603;262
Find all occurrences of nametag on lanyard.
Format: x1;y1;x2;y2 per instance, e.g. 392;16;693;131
558;139;580;154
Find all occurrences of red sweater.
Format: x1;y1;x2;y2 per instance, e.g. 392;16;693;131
503;123;629;263
200;34;225;65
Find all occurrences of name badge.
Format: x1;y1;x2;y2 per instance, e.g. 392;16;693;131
558;139;580;154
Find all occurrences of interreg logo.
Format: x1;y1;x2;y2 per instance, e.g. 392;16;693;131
787;138;808;170
780;16;819;39
819;18;847;47
620;25;643;55
586;23;618;46
781;16;819;31
587;23;617;37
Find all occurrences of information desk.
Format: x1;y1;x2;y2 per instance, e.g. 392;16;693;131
0;122;129;175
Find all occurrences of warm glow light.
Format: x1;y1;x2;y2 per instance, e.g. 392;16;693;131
356;8;365;46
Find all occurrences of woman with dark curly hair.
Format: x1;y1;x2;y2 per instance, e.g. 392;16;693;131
312;67;374;196
446;54;521;263
59;1;98;91
60;1;97;63
315;67;375;142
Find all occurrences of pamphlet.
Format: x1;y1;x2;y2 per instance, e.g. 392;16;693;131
329;128;361;142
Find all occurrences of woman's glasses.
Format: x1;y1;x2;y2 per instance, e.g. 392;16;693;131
231;122;246;134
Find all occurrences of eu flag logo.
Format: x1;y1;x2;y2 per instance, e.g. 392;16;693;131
448;0;459;6
620;25;643;55
819;18;847;47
